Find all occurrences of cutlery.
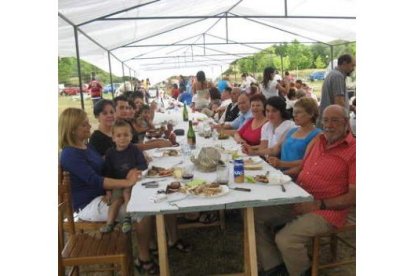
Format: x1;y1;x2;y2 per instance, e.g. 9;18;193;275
167;194;191;205
229;187;251;192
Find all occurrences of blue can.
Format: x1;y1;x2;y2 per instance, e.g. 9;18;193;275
233;159;245;183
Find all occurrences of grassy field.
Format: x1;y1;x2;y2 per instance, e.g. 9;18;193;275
58;93;114;128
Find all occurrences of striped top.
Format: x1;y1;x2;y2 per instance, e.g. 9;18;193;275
297;132;356;228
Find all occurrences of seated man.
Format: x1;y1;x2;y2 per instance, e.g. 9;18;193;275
214;92;252;136
255;104;356;276
114;95;172;151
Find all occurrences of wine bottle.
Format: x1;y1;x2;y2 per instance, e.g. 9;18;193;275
187;120;196;149
183;104;189;122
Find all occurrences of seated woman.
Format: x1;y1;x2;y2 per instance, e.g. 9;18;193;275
266;97;321;176
59;107;159;274
89;99;116;156
59;108;190;274
242;96;296;156
91;99;173;153
171;83;180;99
233;94;267;146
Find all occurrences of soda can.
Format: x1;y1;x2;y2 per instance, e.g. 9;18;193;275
233;158;245;183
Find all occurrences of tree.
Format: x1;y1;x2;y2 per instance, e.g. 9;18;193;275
314;55;326;69
310;43;329;67
58;57;74;84
287;40;313;70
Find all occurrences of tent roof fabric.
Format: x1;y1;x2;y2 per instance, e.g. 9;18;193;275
58;0;356;81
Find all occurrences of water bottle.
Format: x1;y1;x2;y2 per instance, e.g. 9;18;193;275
233;158;245;183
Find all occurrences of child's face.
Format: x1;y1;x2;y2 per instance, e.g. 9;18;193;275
112;126;132;149
142;109;151;120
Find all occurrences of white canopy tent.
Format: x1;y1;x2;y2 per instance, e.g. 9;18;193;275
58;0;355;107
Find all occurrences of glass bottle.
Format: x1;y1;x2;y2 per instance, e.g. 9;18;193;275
183;104;189;122
187;120;196;149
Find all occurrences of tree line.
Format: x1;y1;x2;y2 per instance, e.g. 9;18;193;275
58;57;126;86
225;40;355;76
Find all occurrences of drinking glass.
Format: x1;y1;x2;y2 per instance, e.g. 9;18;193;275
216;165;229;185
182;164;194;182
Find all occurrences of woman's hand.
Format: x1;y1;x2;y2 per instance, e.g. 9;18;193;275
126;169;141;186
266;156;281;167
241;143;249;154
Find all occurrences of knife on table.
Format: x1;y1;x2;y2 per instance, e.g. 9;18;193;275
229;187;251;192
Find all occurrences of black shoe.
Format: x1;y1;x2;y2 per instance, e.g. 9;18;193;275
301;266;311;276
260;263;288;276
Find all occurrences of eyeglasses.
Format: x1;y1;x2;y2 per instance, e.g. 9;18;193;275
322;118;345;124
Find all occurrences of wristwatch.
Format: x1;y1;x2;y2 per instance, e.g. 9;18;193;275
320;199;327;210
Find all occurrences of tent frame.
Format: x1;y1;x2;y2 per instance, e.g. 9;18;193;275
58;0;355;110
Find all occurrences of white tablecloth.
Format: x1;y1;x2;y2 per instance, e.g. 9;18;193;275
127;108;312;215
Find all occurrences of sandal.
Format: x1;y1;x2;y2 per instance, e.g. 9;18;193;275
122;216;132;233
169;238;192;253
134;258;159;275
99;223;115;233
198;212;218;224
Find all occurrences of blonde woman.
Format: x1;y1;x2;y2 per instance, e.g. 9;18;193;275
58;108;159;274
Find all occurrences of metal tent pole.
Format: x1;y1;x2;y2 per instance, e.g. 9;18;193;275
330;45;334;69
122;63;126;90
108;51;114;99
74;26;85;110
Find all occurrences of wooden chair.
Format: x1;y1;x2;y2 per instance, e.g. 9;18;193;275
58;165;107;233
310;209;356;276
58;171;133;276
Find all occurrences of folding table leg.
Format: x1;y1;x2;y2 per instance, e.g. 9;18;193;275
156;214;170;276
243;207;258;276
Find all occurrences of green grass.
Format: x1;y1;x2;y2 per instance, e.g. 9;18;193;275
58;93;114;128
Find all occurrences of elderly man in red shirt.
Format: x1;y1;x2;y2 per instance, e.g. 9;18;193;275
255;104;356;276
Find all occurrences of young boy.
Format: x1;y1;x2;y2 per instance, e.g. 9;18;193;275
100;120;148;233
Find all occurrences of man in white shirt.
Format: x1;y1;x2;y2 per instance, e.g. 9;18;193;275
241;73;257;93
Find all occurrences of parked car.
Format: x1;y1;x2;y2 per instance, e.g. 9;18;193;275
103;83;121;93
58;84;65;94
60;84;89;96
308;71;326;81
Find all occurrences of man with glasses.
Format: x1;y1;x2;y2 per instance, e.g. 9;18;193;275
255;105;356;276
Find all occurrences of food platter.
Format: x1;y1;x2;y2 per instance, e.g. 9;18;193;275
180;180;230;198
243;157;263;170
146;166;174;178
245;173;292;185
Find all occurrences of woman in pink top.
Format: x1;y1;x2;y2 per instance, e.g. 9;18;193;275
234;94;267;146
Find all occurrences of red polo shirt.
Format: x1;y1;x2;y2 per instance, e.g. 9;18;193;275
297;132;356;228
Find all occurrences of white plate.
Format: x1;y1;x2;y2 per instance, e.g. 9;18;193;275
188;185;230;198
154;149;181;158
243;156;263;164
267;174;292;185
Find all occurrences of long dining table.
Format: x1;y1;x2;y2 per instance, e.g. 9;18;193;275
127;104;313;276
